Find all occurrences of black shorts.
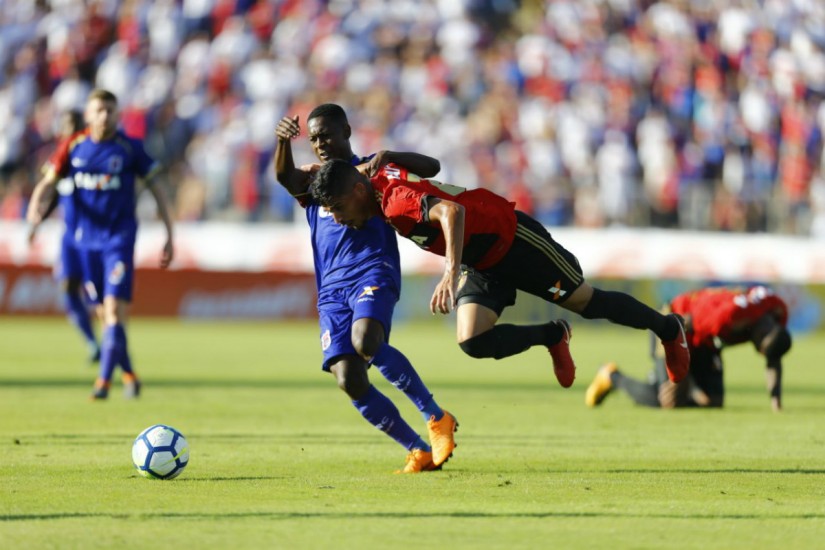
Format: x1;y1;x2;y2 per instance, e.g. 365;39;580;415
456;211;585;316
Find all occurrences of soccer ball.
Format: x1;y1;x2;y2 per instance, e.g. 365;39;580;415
132;424;190;479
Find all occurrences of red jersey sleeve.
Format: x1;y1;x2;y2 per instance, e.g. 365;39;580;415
47;130;88;179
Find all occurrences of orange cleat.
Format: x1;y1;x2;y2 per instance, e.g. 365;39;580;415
662;314;690;383
585;362;617;407
394;449;439;474
548;319;576;388
427;410;458;467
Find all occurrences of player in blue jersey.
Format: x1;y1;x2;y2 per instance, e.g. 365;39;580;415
275;104;457;473
28;110;101;364
27;89;174;400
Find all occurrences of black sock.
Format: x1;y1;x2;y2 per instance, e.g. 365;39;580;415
611;371;660;408
581;288;678;340
461;323;563;360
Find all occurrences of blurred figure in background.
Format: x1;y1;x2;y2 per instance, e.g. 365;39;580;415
28;109;101;364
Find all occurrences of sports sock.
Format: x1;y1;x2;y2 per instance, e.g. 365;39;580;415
98;325;118;383
581;289;678;340
611;371;660;407
113;324;134;375
352;385;430;451
460;323;564;360
372;342;442;421
65;290;96;347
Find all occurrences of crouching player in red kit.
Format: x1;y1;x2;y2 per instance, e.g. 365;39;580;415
585;286;792;411
27;89;174;400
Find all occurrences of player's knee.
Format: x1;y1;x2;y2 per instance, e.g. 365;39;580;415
458;333;496;359
351;321;385;359
764;328;792;361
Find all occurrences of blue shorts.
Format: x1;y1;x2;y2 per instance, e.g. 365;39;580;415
317;276;399;371
54;231;84;282
79;241;135;304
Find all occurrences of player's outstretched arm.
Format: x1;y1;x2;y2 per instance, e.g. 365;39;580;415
27;185;59;244
360;151;440;178
426;197;465;315
274;115;312;198
146;180;175;269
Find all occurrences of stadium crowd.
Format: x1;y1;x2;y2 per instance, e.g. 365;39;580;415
1;0;824;234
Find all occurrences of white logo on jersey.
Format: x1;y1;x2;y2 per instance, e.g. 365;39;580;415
108;155;123;173
71;158;86;168
321;329;331;351
318;207;332;218
73;172;122;191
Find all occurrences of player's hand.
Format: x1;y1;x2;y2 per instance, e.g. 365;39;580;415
275;115;300;141
430;271;457;315
160;239;174;269
361;150;391;177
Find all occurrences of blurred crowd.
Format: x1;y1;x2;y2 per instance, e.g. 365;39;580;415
1;0;824;235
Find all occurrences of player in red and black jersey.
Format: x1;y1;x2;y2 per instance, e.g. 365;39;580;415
585;286;792;411
310;160;690;388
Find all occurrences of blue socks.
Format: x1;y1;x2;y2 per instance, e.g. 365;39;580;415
99;323;134;382
65;290;97;349
353;385;431;451
372;342;444;422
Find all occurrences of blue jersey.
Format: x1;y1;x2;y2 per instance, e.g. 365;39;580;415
50;129;159;249
303;155;402;292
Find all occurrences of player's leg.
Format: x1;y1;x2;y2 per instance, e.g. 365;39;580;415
319;294;435;472
95;244;139;399
681;347;723;408
505;211;688;383
58;236;99;363
351;316;457;467
454;267;575;387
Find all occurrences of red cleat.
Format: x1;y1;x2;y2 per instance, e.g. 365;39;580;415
548;319;576;388
662;314;690;383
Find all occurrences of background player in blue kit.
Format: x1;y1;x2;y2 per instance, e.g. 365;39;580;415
27;89;175;400
275;104;457;473
28;110;101;364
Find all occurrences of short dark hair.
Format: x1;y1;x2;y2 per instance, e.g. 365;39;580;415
311;159;360;206
307;103;348;125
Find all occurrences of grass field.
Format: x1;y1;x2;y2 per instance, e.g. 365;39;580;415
1;317;824;549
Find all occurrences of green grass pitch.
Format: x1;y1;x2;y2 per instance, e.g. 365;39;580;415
1;317;824;549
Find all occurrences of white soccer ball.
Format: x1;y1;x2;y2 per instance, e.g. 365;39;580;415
132;424;190;479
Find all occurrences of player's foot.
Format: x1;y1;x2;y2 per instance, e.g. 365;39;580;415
662;314;690;383
585;362;617;407
123;373;141;399
427;410;458;467
394;449;439;474
548;319;576;388
90;378;110;400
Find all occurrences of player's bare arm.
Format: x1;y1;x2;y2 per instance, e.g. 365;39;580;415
426;197;465;315
145;178;175;269
27;184;60;244
26;171;59;226
360;151;440;179
274;115;312;197
766;364;782;412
